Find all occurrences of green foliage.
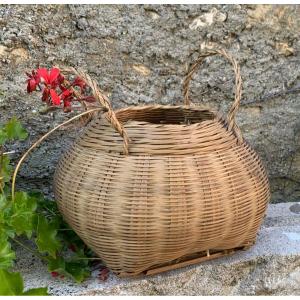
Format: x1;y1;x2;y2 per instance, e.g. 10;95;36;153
47;254;90;283
10;192;37;238
0;233;15;269
22;287;49;296
0;155;13;184
0;130;7;145
0;118;99;296
3;117;28;142
36;214;62;257
0;269;48;295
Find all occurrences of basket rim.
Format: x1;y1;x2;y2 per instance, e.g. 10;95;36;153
85;104;243;155
111;104;226;127
115;104;217;113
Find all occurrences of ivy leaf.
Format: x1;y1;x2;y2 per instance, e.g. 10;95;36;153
5;117;28;141
47;256;90;283
35;215;61;258
0;269;48;295
22;287;48;295
0;232;15;269
0;269;23;295
10;192;37;238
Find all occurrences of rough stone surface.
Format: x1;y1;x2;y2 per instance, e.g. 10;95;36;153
0;4;299;202
14;202;300;295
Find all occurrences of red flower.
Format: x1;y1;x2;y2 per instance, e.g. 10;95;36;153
36;68;62;105
61;89;73;100
72;76;87;93
51;271;59;278
37;68;60;87
26;70;40;93
61;89;74;112
50;89;61;105
26;67;96;112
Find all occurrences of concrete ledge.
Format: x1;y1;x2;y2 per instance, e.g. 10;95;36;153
15;202;300;295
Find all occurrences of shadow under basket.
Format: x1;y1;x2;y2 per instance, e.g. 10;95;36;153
53;49;270;277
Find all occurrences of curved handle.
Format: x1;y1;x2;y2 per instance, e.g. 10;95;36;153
11;108;105;200
62;67;130;155
183;49;242;132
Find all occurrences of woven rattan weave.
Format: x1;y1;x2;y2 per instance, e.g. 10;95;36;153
53;49;270;277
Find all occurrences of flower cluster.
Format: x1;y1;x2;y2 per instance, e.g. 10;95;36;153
26;68;95;112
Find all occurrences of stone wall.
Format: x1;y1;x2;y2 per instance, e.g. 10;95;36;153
0;4;299;202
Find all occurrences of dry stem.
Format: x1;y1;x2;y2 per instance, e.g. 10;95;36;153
11;108;104;200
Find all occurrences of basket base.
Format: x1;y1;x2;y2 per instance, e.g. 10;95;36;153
116;242;255;278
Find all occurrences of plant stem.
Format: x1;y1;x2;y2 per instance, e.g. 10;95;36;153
11;108;104;200
42;206;57;216
11;237;48;262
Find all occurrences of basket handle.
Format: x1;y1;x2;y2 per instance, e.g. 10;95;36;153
183;49;242;132
63;67;130;155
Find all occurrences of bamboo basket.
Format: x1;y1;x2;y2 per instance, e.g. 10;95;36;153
52;49;270;277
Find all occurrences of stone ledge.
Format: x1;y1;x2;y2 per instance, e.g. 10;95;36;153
15;202;300;295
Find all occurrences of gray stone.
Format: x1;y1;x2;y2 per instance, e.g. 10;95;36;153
14;202;300;295
0;5;299;202
290;203;300;214
76;17;89;30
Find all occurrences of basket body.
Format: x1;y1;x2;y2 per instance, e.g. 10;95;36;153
53;106;270;276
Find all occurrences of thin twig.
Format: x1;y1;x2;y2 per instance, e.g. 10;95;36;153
3;151;16;155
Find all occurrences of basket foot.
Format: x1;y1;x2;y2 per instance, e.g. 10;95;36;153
117;244;254;278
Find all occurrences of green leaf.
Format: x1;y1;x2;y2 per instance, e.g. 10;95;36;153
0;194;14;239
22;287;48;295
0;232;15;269
47;255;65;272
0;129;7;145
0;155;13;183
65;260;90;283
47;256;90;283
35;215;61;258
0;269;48;295
0;269;23;295
10;192;37;238
32;191;60;219
0;193;7;210
5;117;28;141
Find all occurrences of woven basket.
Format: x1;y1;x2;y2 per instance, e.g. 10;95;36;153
53;49;270;277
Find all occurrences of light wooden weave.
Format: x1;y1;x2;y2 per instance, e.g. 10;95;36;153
53;49;270;277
